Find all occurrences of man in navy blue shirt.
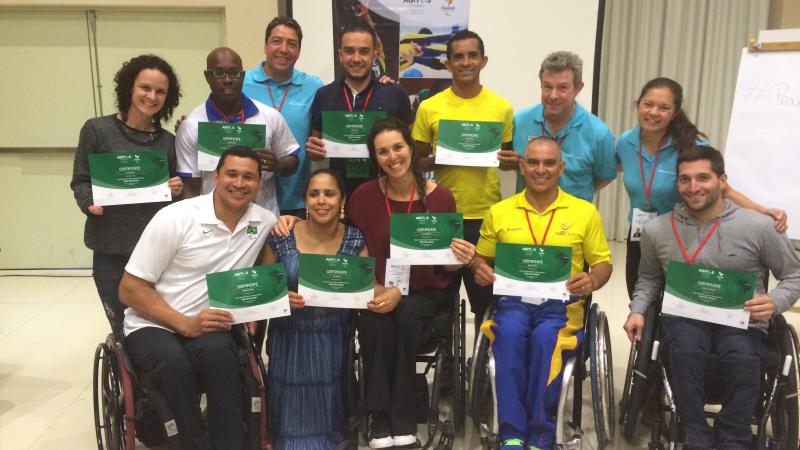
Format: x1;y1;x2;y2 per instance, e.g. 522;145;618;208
306;22;412;196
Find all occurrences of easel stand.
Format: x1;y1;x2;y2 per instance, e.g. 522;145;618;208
748;38;800;52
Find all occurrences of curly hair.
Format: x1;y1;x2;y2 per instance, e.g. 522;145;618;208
114;54;181;124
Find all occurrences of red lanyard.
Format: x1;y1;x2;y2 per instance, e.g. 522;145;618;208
343;85;374;112
265;82;291;112
638;140;660;208
540;123;566;145
210;101;244;123
670;213;720;264
523;209;556;245
383;179;416;216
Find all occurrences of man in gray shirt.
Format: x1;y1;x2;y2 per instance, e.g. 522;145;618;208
623;146;800;450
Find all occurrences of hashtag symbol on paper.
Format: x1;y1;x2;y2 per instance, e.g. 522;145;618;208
741;82;772;108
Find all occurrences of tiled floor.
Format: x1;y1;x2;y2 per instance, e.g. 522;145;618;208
1;241;797;449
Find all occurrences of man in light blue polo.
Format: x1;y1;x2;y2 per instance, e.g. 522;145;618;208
511;51;616;202
243;16;324;217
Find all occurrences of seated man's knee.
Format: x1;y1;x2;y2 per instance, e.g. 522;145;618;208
662;318;712;355
192;331;239;367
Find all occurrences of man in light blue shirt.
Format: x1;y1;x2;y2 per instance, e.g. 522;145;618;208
511;51;616;202
243;16;324;217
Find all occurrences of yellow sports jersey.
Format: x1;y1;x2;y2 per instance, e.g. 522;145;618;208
476;189;611;275
412;87;513;220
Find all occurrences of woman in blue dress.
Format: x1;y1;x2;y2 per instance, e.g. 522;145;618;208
260;168;368;449
616;77;788;298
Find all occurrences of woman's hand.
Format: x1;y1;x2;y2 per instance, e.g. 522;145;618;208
288;291;305;309
272;215;302;236
168;176;183;197
367;286;401;314
88;205;104;216
765;208;788;233
450;238;476;265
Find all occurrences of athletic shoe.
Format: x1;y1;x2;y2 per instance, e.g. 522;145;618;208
368;414;393;449
500;438;525;449
392;434;417;447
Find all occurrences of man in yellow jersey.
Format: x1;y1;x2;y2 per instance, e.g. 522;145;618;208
471;137;613;450
412;29;516;327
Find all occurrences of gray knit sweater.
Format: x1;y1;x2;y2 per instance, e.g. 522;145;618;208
631;200;800;332
70;115;176;255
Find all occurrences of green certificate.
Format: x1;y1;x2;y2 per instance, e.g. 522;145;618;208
389;213;464;265
493;244;573;302
197;122;266;171
322;111;387;158
88;150;171;206
206;263;290;323
435;119;503;167
663;261;755;329
298;254;375;309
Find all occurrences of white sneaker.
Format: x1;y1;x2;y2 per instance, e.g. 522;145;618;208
368;436;394;449
392;434;417;446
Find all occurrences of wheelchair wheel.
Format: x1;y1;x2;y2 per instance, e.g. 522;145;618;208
758;316;800;450
589;304;615;448
93;339;126;450
621;303;659;442
468;330;499;448
451;298;467;433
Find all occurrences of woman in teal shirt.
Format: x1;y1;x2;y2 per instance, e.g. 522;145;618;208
616;77;787;297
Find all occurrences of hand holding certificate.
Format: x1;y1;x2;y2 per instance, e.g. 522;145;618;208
662;261;755;329
298;254;376;309
206;263;291;323
435;119;503;167
493;244;572;302
390;213;464;265
88;150;172;206
322;111;387;158
197;122;266;171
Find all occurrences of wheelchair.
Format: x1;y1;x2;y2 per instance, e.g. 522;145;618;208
619;301;800;450
344;287;467;449
468;297;616;449
92;325;269;450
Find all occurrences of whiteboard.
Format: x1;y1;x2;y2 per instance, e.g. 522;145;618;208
291;0;599;112
724;47;800;240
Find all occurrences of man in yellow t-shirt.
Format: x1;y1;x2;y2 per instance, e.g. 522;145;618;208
471;137;613;450
412;30;516;325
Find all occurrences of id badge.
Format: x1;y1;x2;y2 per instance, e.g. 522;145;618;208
384;259;410;295
346;158;370;178
630;207;657;242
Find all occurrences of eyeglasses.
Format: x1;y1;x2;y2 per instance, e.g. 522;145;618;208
204;69;244;79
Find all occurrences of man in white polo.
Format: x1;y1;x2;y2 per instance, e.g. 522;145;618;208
119;147;275;450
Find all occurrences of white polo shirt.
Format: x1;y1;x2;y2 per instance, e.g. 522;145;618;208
175;95;299;217
123;192;275;336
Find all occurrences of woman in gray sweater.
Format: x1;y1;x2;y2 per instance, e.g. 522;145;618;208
70;54;183;334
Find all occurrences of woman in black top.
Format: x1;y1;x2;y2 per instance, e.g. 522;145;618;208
70;54;183;334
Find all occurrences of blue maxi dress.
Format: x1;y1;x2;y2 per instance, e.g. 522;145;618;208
266;225;366;450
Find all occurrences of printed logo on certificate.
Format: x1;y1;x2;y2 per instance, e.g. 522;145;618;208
662;261;755;329
88;150;171;206
298;254;375;309
389;213;464;265
206;263;291;323
197;122;266;171
322;111;387;158
493;243;572;302
435;119;503;167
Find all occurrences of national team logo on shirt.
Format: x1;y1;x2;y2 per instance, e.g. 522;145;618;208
247;225;258;237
